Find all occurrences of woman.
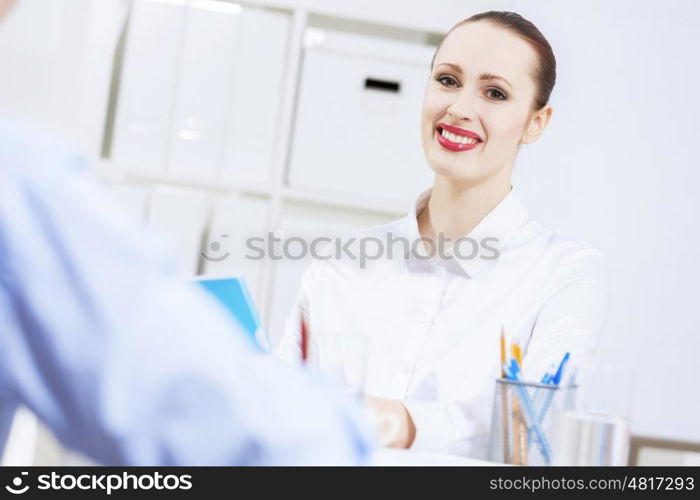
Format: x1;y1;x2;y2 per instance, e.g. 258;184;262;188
276;11;609;459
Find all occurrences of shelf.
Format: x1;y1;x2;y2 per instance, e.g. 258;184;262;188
97;160;409;216
96;160;272;198
237;0;512;35
282;186;407;217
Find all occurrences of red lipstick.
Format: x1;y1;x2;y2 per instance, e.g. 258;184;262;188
435;122;483;152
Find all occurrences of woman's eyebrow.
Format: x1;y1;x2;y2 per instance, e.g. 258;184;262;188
480;72;513;90
436;63;513;89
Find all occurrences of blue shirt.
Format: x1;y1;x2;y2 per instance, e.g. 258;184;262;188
0;117;373;465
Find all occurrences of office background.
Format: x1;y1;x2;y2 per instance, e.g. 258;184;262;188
0;0;698;463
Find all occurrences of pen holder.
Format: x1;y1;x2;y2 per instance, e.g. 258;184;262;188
488;378;577;466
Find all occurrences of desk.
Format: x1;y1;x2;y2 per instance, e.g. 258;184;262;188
372;448;506;466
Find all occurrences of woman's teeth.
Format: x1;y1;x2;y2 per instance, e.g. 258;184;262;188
440;128;479;144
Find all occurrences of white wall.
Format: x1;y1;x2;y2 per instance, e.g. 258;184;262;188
510;0;700;442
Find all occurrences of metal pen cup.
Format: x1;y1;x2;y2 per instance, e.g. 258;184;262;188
488;377;577;465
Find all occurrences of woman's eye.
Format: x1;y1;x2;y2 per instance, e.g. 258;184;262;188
437;75;459;88
486;88;507;101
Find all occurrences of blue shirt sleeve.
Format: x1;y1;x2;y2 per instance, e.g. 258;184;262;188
0;119;374;465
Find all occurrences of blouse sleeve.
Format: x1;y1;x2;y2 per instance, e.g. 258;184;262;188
522;248;611;382
405;248;610;457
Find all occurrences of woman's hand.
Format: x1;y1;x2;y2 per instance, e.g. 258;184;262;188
364;396;416;448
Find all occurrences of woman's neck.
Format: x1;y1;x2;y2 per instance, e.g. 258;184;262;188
417;173;512;248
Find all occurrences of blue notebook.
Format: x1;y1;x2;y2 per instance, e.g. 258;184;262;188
197;277;266;349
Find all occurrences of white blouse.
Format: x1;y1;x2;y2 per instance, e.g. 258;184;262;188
275;187;610;459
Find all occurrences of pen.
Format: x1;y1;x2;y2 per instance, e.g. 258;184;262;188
505;359;552;464
551;352;570;385
528;352;571;447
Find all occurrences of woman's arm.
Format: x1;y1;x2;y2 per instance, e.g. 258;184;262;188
273;260;320;364
367;258;610;455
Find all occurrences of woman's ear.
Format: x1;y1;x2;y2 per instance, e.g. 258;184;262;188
521;105;553;144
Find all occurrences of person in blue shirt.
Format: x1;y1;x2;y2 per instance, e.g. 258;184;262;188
0;114;375;465
0;115;374;465
0;22;374;461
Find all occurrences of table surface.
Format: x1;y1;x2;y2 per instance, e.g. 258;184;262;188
371;448;506;466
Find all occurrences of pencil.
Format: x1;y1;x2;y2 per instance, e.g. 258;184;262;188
500;329;507;378
510;340;528;465
511;342;523;369
500;328;511;463
512;396;524;464
300;316;308;364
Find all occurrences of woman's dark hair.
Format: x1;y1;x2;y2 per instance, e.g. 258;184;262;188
431;11;556;110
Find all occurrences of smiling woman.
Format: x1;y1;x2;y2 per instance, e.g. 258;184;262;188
276;11;610;460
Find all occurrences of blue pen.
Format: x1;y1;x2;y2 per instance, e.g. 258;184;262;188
529;366;554;428
539;354;572;426
533;365;555;405
528;352;570;447
504;359;552;464
539;362;557;384
551;352;570;385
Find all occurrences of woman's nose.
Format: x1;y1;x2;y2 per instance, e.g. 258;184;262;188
446;90;476;122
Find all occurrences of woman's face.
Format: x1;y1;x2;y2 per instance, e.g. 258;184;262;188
421;21;549;185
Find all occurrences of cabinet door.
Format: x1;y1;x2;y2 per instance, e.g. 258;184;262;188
168;1;240;179
102;181;151;226
201;195;270;302
222;9;291;187
112;0;185;172
288;29;434;204
147;185;211;276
